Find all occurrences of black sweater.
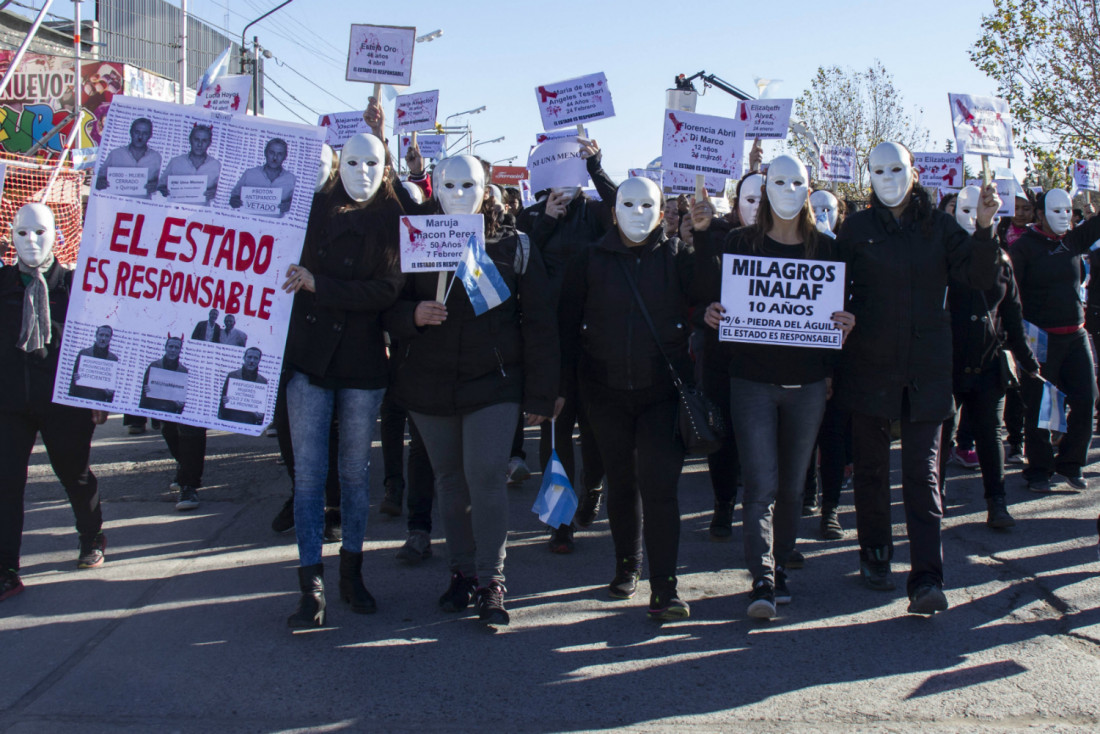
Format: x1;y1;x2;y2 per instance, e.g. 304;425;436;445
1009;216;1100;330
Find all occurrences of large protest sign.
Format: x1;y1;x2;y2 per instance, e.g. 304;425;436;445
399;214;484;273
1073;160;1100;192
346;24;416;85
629;168;662;183
662;169;728;197
949;93;1014;158
718;253;846;349
738;99;793;140
317;111;371;151
662;109;743;185
527;137;589;193
196;75;251;113
399;133;445;160
537;128;588;144
394;90;439;133
915;152;964;190
53;96;324;436
967;178;1017;218
535;72;615;130
817;145;856;184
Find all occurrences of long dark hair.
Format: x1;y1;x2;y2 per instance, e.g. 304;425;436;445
751;188;819;258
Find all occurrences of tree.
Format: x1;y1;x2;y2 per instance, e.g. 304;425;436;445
787;60;930;198
970;0;1100;165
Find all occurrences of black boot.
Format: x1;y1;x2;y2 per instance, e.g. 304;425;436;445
338;548;377;614
287;564;326;628
379;477;404;517
985;496;1016;529
859;546;895;591
819;504;843;540
709;501;734;541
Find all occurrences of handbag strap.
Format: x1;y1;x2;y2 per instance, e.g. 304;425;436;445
615;256;684;388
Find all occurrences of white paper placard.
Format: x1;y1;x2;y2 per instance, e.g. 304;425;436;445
107;168;149;196
738;99;793;140
399;214;484;273
628;168;662;183
225;378;266;413
661;169;728;197
718;253;846;349
537;128;588;144
241;186;282;217
1073;160;1100;192
394;90;439;134
535;72;615;130
527;138;588;193
949;93;1014;158
346;24;416;85
399;133;445;160
915;152;964;190
317;111;371;152
966;178;1016;218
817;145;857;184
196;74;251;114
74;355;117;390
146;366;188;402
661;109;743;181
166;174;208;202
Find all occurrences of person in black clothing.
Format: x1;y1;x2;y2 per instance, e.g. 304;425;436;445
834;142;1002;616
68;325;119;402
559;176;693;621
192;309;221;342
998;189;1037;464
1010;188;1100;493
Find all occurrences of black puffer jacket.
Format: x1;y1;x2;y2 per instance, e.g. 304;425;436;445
1010;216;1100;331
384;226;559;417
834;204;999;422
284;192;405;389
559;229;693;395
0;261;72;412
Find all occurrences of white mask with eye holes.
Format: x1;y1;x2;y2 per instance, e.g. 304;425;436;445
615;177;663;243
339;134;385;202
433;154;486;215
810;190;839;231
315;143;334;193
12;203;56;268
868;142;915;208
766;155;810;221
401;180;425;204
1044;188;1073;236
955;185;981;234
737;173;764;226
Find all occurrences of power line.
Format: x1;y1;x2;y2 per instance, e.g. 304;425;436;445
264;71;319;117
268;55;355;110
262;87;310;124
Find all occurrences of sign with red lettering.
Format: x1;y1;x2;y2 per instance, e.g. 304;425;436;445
53;96;324;435
490;166;529;186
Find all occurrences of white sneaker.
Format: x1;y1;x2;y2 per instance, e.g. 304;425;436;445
506;456;531;485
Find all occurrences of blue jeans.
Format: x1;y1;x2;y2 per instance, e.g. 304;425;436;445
729;377;827;585
287;371;385;566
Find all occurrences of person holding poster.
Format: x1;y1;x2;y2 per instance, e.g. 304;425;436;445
94;117;162;198
157;124;221;205
691;155;854;619
384;154;558;628
229;137;297;217
1;204;107;602
833;141;1002;616
218;347;269;425
281;131;405;629
68;325;119;403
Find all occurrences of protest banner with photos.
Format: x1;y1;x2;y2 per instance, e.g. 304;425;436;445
949;93;1014;158
346;24;416;85
966;178;1017;218
399;214;484;273
661;109;743;186
399;133;444;160
817;145;856;184
394;90;439;133
1073;160;1100;192
317;111;371;151
527;137;589;193
915;152;964;190
718;253;846;349
738;99;793;140
196;75;251;113
53;96;325;436
537;128;588;144
535;72;615;130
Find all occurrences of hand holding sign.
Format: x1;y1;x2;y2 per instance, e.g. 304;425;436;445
406;141;424;176
691;188;714;231
976;182;1002;229
414;300;447;327
283;264;316;294
363;96;384;139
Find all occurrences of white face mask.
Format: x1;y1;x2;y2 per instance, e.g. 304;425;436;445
315;143;334;193
737;173;764;226
339;134;386;202
1044;188;1073;235
12;203;56;268
487;184;503;204
955;186;981;234
868;142;915;208
433;155;486;215
810;190;839;231
765;155;810;221
615;177;662;243
401;180;425;204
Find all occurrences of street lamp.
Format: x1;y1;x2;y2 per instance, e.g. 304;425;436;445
443;106;485;155
493;156;518;165
445;106;486;125
416;30;443;43
240;0;297;115
472;136;504;153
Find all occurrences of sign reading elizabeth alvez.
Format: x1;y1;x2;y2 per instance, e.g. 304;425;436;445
718;253;846;349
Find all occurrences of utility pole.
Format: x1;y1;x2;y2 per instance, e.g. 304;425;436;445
178;0;187;103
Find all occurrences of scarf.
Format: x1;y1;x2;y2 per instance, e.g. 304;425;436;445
16;255;54;357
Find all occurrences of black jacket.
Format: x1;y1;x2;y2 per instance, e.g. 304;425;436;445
559;229;693;395
384;226;559;417
0;262;73;412
284;192;405;389
834;204;999;422
1009;216;1100;331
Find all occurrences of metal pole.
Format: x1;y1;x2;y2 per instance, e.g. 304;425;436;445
0;0;58;99
251;36;259;115
179;0;188;103
42;0;79;199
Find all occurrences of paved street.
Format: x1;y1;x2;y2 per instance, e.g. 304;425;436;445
2;415;1099;733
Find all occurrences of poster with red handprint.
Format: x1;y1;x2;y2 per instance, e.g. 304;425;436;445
346;24;416;85
817;145;856;184
914;152;964;190
1073;160;1100;192
394;90;438;134
534;72;615;130
661;109;743;186
948;93;1014;158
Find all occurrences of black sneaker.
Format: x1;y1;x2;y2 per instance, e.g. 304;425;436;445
439;571;478;613
608;558;641;599
395;531;432;563
379;478;404;517
785;549;805;570
709;501;734;541
271;497;295;534
574;487;603;528
1056;472;1088;491
985;496;1016;529
859;547;896;591
0;568;24;601
820;505;843;540
648;579;690;621
747;578;776;619
907;584;949;615
323;508;342;543
77;533;106;569
1027;477;1053;494
476;581;510;626
175;486;199;511
774;568;792;605
548;524;574;554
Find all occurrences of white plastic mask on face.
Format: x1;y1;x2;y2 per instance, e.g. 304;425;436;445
955;186;981;234
339;134;386;202
615;177;663;243
315;144;334;193
766;155;810;221
868;142;915;208
737;173;764;226
401;180;425;204
487;184;503;203
1044;188;1073;235
12;203;56;268
810;190;839;231
433;155;486;215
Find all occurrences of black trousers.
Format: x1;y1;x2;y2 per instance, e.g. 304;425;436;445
1021;329;1097;480
940;366;1007;499
851;392;944;596
811;400;851;508
582;380;684;581
509;414;527;460
161;421;207;488
273;369;340;507
702;360;740;505
0;404;100;571
381;395;436;534
539;367;604;493
1004;387;1025;448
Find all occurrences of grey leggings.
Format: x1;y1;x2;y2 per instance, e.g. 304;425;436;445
410;403;520;584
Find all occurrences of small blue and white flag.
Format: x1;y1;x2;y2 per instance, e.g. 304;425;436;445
1038;380;1068;433
1022;320;1048;364
531;450;577;528
456;234;510;315
197;46;233;97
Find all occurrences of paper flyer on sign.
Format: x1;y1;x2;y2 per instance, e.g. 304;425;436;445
628;168;662;183
718;253;846;349
535;72;615;130
317;111;371;151
394;90;439;134
966;178;1017;218
346;24;416;86
738;99;793;140
661;109;743;184
196;74;250;113
527;138;589;193
54;96;325;436
949;93;1014;158
536;128;588;144
817;145;856;184
662;169;728;197
399;214;484;273
915;152;964;189
399;133;444;160
1073;160;1100;192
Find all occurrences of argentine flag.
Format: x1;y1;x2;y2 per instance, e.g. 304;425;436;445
196;46;233;98
531;450;577;528
1022;320;1048;364
456;234;510;315
1038;381;1068;433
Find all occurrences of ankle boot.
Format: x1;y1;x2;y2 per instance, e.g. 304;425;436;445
820;504;843;540
859;546;896;591
287;563;326;628
338;548;377;614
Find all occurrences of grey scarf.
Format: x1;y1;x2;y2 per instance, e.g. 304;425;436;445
16;255;54;357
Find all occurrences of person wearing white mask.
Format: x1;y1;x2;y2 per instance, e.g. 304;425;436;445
1009;188;1100;493
384;154;558;628
1;204;109;602
834;141;1002;616
692;155;854;619
280;131;405;629
558;176;695;620
810;189;843;237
